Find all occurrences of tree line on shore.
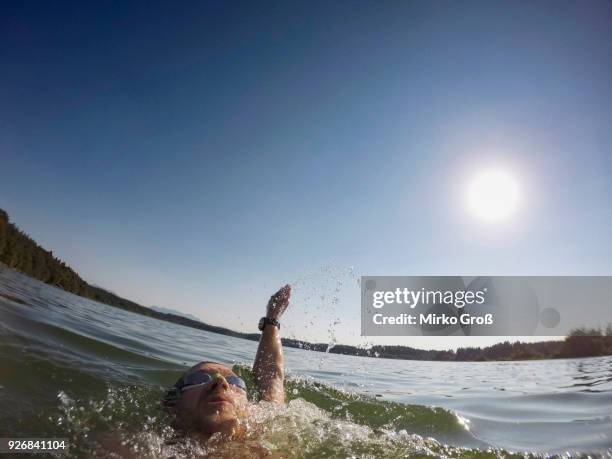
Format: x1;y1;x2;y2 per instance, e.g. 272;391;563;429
298;325;612;361
1;208;611;361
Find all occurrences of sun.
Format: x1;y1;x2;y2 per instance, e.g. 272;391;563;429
467;169;520;222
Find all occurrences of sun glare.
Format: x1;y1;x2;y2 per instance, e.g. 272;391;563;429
467;169;520;222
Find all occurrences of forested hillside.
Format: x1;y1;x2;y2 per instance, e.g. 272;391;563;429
0;209;90;295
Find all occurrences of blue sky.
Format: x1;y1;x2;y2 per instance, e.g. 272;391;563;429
1;1;611;349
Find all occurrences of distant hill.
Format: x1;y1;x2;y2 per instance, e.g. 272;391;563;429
150;305;202;323
1;207;611;362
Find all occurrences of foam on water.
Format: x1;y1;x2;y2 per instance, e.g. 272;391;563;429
50;374;518;459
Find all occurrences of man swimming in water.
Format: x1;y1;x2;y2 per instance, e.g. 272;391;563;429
95;285;291;457
162;284;291;436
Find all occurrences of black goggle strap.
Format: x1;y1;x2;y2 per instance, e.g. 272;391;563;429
162;387;179;408
162;373;199;409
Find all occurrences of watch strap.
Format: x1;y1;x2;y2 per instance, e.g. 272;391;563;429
259;317;280;331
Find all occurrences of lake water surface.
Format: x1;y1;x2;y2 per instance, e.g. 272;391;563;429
0;266;610;458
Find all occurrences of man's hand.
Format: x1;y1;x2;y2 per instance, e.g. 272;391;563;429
266;284;291;321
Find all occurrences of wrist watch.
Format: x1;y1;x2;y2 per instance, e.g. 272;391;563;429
258;317;280;331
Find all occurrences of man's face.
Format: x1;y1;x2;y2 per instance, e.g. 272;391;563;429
174;363;249;434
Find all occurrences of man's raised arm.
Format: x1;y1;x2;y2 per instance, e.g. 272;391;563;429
252;284;291;403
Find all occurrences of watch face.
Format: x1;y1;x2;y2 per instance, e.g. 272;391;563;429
258;317;265;330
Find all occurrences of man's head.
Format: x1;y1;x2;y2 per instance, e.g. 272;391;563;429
164;361;249;434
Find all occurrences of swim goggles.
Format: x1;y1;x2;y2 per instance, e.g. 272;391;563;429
178;371;247;393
